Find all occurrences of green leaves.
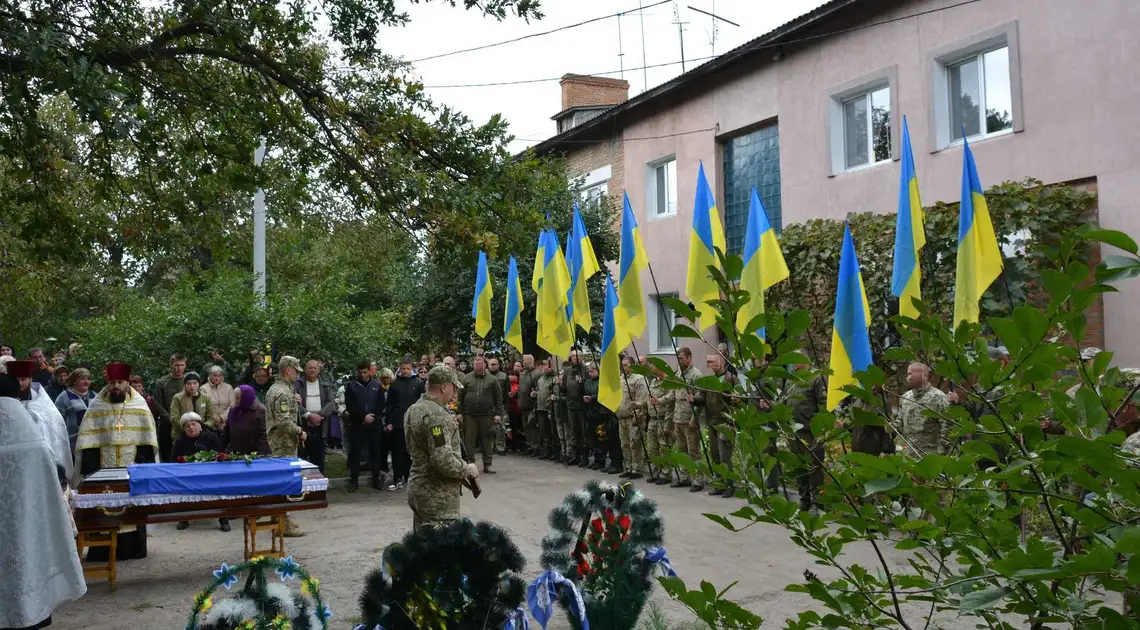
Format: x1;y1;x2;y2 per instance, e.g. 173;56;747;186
958;585;1012;612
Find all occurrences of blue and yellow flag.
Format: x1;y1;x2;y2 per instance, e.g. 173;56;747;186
737;187;789;339
827;224;873;411
616;192;650;341
566;202;601;332
598;272;623;413
504;255;524;351
531;226;546;294
954;136;1004;328
686;161;727;331
472;250;493;337
891;115;926;318
537;228;574;357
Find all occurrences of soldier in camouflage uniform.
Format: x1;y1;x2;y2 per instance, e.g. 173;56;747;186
405;366;480;529
645;360;675;485
617;356;650;479
671;347;705;490
487;357;509;454
265;355;306;537
563;352;587;467
786;363;827;512
896;362;950;457
702;354;738;497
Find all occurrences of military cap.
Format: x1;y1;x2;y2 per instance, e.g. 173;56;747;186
428;365;464;388
278;355;301;372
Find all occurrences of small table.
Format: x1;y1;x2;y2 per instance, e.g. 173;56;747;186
73;460;328;585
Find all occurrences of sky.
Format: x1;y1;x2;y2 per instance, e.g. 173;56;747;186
377;0;830;152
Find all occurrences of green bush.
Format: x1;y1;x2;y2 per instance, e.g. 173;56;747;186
645;225;1140;629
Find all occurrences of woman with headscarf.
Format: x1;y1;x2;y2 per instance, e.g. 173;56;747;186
224;384;270;455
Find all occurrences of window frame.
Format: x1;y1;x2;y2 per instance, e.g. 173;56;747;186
646;156;678;220
576;164;612;206
841;86;892;170
648;293;679;355
928;21;1023;151
826;65;899;176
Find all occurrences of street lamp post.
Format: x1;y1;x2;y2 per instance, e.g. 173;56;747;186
253;138;267;309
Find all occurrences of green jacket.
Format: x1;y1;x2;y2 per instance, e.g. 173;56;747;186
562;363;586;409
786;376;826;436
489;369;509;409
458;371;503;417
152;373;185;423
517;367;540;411
702;371;736;426
535;373;556;412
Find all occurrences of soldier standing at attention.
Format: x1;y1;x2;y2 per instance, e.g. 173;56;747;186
563;352;587;467
265;355;307;537
487;357;509;455
671;347;704;491
406;366;480;529
645;360;675;485
897;362;951;457
458;356;503;474
786;362;827;513
517;354;540;456
617;355;650;480
703;354;738;497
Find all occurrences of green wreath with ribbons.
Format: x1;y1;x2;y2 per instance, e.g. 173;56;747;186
185;555;331;630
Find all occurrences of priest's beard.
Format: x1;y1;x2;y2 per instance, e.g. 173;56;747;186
16;387;31;401
108;390;127;403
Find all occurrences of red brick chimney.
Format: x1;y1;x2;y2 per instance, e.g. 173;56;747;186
559;74;630;112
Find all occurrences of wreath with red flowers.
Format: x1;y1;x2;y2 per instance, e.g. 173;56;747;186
176;450;265;465
539;480;666;630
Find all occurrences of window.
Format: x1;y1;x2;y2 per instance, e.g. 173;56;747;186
581;182;606;208
577;165;611;208
929;22;1022;150
843;87;891;169
647;158;677;218
948;47;1013;141
723;123;781;255
826;66;898;176
650;293;678;354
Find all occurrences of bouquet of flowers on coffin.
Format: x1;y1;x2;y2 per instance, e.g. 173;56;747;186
529;480;677;630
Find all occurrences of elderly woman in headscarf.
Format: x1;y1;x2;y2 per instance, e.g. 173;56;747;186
224;384;270;455
202;365;235;430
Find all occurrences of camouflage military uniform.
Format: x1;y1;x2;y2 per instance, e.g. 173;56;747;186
489;368;509;453
646;377;675;481
265;359;305;536
265;380;302;457
406;388;470;529
671;365;703;486
617;372;650;475
896;385;951;456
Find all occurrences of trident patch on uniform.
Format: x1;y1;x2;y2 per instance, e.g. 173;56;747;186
279;401;289;413
431;425;446;447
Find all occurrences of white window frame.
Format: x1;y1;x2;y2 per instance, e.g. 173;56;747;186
649;293;679;354
929;21;1023;151
826;66;899;176
646;156;678;220
579;164;615;206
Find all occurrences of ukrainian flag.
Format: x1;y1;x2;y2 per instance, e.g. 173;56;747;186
891;115;925;318
598;272;623;413
685;161;727;331
826;224;873;411
954;136;1004;328
736;187;788;339
616;192;649;341
531;227;546;294
504;255;524;351
537;228;574;357
471;250;493;337
566;202;601;332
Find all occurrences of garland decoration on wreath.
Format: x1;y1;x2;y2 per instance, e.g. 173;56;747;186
184;555;331;630
353;519;527;630
530;479;676;630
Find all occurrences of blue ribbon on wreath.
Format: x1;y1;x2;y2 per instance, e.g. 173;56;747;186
645;547;677;577
527;570;589;630
502;604;530;630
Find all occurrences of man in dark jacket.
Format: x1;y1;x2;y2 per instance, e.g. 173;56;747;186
517;354;540;455
487;357;509;455
386;356;426;487
344;360;384;492
295;358;337;474
458;356;504;474
563;352;588;467
152;352;188;464
786;364;827;512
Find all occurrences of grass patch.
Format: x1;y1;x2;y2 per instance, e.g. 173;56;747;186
324;451;349;480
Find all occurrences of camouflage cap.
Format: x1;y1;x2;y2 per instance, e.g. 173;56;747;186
278;355;301;373
428;365;464;389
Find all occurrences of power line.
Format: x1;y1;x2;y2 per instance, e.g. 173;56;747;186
409;0;672;63
420;0;984;89
424;55;717;88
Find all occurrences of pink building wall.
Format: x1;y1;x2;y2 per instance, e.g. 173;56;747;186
619;0;1140;364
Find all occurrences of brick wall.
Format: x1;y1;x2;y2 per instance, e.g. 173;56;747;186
1075;179;1106;352
564;136;625;210
560;74;629;112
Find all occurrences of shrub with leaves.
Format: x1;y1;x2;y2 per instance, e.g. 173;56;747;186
641;225;1140;629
